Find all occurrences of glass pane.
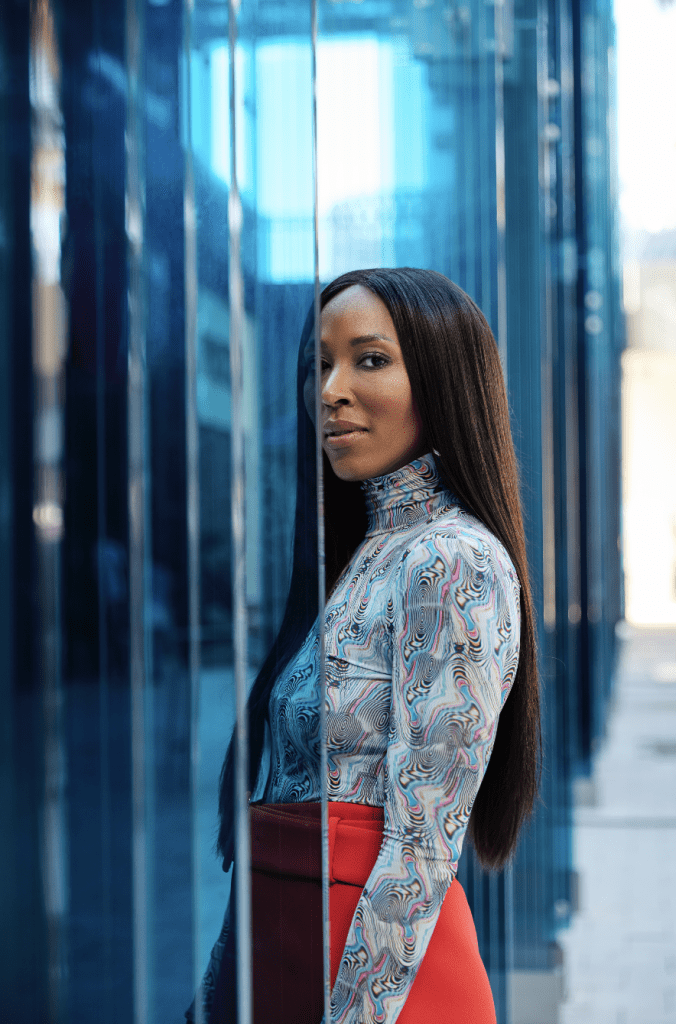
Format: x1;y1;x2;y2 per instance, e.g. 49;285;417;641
0;0;626;1021
185;1;319;1020
136;1;195;1018
314;1;508;1016
30;4;69;1019
61;3;136;1020
316;1;499;318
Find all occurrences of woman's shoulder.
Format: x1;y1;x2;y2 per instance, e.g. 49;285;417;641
400;504;520;592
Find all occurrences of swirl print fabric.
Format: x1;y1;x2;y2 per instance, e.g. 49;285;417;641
262;452;521;1024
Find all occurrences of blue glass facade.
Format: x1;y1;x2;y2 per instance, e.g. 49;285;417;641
0;0;621;1020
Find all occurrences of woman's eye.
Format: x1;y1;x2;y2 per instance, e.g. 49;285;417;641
360;353;389;369
305;358;330;373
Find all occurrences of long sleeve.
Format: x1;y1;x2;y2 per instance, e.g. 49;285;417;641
329;529;520;1024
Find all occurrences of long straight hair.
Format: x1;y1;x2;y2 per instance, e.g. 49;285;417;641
217;267;540;872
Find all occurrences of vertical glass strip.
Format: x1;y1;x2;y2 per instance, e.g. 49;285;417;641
537;6;557;635
183;2;203;1019
494;0;509;373
126;0;153;1018
92;12;113;1011
29;1;68;1017
227;1;252;1020
310;0;330;1019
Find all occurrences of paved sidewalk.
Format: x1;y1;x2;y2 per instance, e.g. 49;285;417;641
558;626;676;1024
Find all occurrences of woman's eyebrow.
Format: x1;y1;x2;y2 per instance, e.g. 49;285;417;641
316;333;396;349
349;333;395;347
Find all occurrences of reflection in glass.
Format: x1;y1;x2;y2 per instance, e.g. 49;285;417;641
0;0;624;1021
185;0;316;1020
314;2;509;1011
30;2;68;1018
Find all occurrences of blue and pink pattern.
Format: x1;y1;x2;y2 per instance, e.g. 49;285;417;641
263;452;521;1024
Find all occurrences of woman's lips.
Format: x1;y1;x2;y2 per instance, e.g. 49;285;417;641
323;425;368;448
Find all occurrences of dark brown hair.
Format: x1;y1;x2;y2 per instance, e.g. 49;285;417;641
218;267;540;871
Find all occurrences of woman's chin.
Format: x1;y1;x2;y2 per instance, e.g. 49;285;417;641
326;455;369;482
325;441;429;483
325;452;399;483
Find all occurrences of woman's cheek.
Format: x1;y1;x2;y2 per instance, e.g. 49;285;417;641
364;377;413;425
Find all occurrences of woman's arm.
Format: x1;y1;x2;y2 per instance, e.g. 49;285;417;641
330;527;521;1024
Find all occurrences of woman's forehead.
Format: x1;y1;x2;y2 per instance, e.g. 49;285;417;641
321;286;396;341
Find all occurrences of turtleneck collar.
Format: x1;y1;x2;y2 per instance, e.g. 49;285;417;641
360;452;457;535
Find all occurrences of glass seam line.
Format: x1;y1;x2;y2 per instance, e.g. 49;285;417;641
310;0;331;1018
228;0;253;1021
125;0;154;1017
182;0;203;1018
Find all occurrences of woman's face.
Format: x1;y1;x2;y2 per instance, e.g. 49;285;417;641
303;284;427;483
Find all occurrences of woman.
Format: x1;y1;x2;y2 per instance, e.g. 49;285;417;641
190;267;540;1024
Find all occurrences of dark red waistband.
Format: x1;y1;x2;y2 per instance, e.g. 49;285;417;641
250;801;384;887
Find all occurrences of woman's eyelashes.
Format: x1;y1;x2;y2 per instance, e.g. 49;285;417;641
359;352;390;369
315;352;391;373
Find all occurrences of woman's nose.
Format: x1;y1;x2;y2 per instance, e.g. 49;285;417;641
322;364;352;407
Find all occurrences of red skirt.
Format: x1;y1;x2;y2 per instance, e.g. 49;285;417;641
242;801;496;1024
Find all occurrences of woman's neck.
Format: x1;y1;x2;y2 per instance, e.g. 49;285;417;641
360;452;455;535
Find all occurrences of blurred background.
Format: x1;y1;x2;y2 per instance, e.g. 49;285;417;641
0;0;673;1021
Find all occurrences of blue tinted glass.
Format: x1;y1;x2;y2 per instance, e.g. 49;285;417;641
185;2;318;1021
315;1;508;1012
0;0;625;1021
316;3;499;323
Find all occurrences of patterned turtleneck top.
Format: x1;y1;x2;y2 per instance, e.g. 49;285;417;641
263;452;521;1024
